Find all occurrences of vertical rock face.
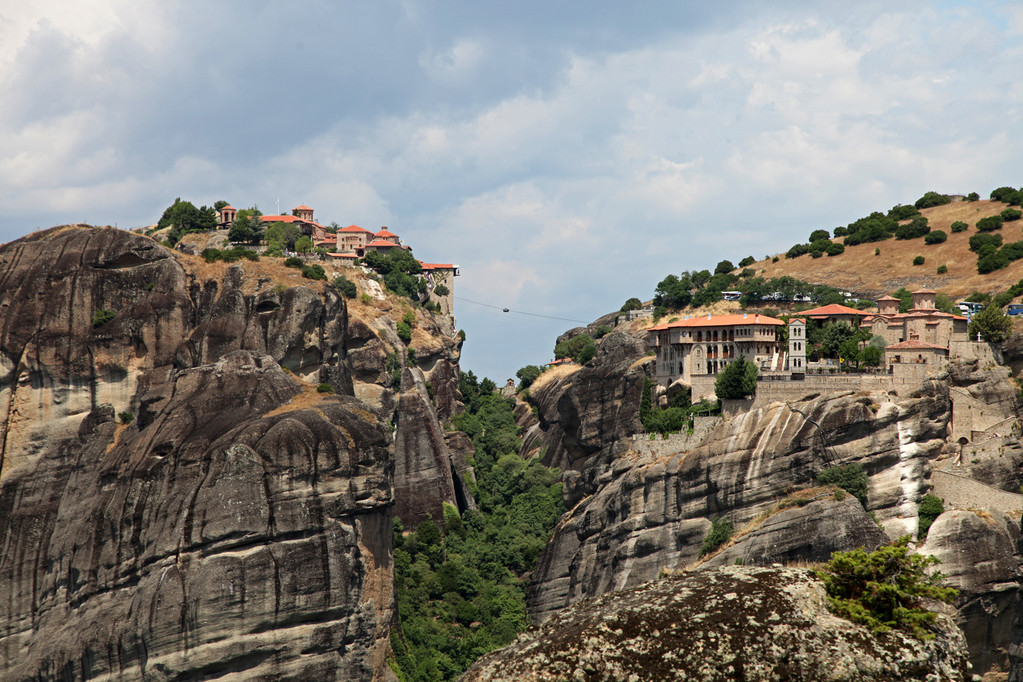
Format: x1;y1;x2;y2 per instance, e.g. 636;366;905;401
0;226;463;679
922;510;1023;675
527;387;952;624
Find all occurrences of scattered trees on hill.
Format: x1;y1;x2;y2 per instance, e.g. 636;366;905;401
924;230;947;244
950;221;968;233
914;191;951;209
715;260;735;274
990;186;1020;204
515;365;543;389
887;204;920;220
842;212;897;246
895;216;930;240
1000;208;1022;222
976;216;1004;232
621;297;643;312
157;198;218;245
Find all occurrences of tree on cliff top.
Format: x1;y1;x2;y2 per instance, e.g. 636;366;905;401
968;304;1013;343
714;358;758;399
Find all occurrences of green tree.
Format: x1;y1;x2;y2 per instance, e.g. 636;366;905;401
714;259;735;275
714;358;758;399
295;235;313;253
817;538;957;639
950;221;968;233
229;207;264;245
924;230;947;244
332;275;357;298
968;304;1013;343
738;255;756;267
621;297;643;312
265;222;302;250
515;365;543;390
861;345;883;367
990;186;1018;203
809;228;832;242
976;216;1004;232
554;333;596;364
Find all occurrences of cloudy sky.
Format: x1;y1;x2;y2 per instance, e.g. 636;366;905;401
2;1;1022;380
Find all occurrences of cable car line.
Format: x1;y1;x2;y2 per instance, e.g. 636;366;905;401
454;295;590;324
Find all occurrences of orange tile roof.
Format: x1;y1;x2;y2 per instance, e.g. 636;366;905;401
327;252;358;258
876;295;899;301
796;303;867;317
294;204;313;211
221;205;235;210
366;239;398;248
649;314;784;330
789;318;806;324
885;339;949;351
420;261;456;270
261;215;301;223
340;224;373;233
374;229;398;238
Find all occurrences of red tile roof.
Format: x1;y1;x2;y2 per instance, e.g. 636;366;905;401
876;295;899;301
340;224;374;234
327;252;358;259
365;239;398;248
885;339;949;351
220;205;235;210
261;214;301;223
374;229;399;238
420;261;456;270
649;314;784;331
795;303;867;317
294;205;313;211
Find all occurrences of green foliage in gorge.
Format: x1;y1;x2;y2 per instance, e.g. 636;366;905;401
391;373;565;680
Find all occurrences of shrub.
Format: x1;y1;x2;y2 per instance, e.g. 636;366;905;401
967;192;980;201
118;411;134;425
887;204;920;220
699;517;734;557
301;264;326;280
912;256;925;266
914;191;951;209
332;275;357;298
950;221;968;233
936;265;948;274
396;321;412;344
433;283;450;297
817;463;868;505
874;248;880;256
809;229;831;242
917;494;944;539
826;241;845;256
284;256;304;268
316;383;334;394
402;311;416;328
978;251;1010;274
924;230;947;245
772;256;779;263
92;308;115;328
990;186;1018;203
715;259;735;274
817;537;957;639
786;243;809;259
516;365;543;390
976;216;1004;232
970;232;1003;252
738;255;756;267
895;217;930;240
1001;208;1022;222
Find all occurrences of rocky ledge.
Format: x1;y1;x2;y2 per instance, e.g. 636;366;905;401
463;565;968;681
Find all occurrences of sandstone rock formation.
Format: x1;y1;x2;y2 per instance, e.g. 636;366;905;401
465;566;969;681
0;226;466;679
526;387;950;624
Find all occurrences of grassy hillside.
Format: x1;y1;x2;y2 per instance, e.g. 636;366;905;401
750;200;1021;299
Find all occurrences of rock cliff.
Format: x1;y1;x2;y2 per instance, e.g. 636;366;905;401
464;565;969;681
0;226;467;680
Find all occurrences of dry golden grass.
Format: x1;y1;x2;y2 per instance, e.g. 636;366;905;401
531;362;582;391
749;200;1023;298
263;379;334;418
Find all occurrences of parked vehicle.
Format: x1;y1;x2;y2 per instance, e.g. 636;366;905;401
1008;304;1023;316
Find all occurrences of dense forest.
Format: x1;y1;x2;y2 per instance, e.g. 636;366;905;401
390;372;565;680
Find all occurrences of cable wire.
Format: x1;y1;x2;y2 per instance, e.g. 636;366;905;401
454;295;590;324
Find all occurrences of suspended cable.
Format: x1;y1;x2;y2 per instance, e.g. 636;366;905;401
454;295;590;324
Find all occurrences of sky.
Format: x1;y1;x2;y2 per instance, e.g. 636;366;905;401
2;1;1022;381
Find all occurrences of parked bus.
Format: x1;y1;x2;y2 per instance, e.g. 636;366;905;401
721;291;742;301
1008;304;1023;316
